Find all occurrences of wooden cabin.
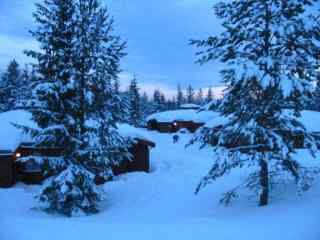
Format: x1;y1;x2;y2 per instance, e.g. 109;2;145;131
0;151;16;188
112;139;155;176
0;110;156;188
147;109;220;133
147;120;203;133
0;138;155;187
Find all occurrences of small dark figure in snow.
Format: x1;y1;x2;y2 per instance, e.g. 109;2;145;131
173;134;179;143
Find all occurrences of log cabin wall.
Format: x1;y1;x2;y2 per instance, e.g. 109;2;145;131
0;136;155;187
147;119;205;133
112;140;153;176
0;153;15;188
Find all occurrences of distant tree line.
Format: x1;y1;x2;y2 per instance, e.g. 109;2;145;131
2;57;320;130
0;58;215;124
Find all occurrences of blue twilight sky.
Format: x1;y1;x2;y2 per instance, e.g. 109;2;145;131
0;0;225;97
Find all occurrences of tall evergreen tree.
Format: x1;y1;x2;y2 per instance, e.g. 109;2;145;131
186;85;195;103
196;88;204;105
310;11;320;111
128;75;142;127
140;91;152;124
0;59;21;111
176;84;185;107
23;0;130;216
152;89;166;112
192;0;319;206
16;64;33;109
112;76;130;123
206;87;213;103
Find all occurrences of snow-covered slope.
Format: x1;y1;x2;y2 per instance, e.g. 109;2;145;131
1;131;319;240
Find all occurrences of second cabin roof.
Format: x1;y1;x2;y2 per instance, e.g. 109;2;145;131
147;109;220;124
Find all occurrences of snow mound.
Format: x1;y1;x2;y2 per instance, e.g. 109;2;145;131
146;110;220;123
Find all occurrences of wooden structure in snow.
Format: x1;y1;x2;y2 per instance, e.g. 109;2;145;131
0;151;16;188
147;109;220;133
0;111;156;188
112;139;155;176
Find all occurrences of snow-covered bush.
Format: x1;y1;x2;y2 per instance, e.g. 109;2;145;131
37;165;103;217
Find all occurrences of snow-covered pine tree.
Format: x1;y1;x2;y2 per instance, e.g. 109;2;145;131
127;75;142;127
160;93;167;110
75;0;131;191
0;72;6;112
192;0;320;206
310;79;320;111
24;0;90;216
151;89;166;112
206;87;213;103
140;92;152;125
196;88;204;105
112;77;130;123
310;11;320;111
0;59;21;112
167;97;178;110
16;64;33;109
186;85;195;104
23;0;130;216
64;0;130;215
177;84;185;107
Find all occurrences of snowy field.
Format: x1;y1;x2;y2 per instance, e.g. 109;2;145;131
1;131;320;240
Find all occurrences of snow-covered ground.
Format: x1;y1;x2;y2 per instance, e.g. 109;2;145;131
1;131;320;240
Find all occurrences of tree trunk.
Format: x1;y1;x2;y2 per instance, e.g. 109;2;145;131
259;158;269;206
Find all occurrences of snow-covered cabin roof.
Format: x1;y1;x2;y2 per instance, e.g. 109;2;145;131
117;124;153;143
179;103;201;110
204;110;320;133
0;110;153;152
0;110;36;152
146;109;220;123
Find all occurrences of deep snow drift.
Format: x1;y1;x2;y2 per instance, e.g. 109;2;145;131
1;131;320;240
